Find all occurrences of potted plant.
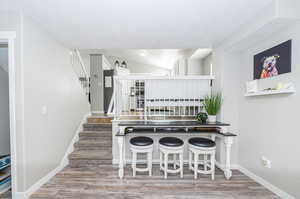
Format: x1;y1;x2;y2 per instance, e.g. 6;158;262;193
203;93;222;123
196;112;208;123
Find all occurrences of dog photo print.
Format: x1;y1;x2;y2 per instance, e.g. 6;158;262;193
254;40;292;79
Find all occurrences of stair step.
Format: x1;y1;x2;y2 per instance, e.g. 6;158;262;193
79;136;111;141
74;145;112;150
79;131;112;138
83;123;112;131
69;159;112;167
69;150;112;160
87;117;112;124
74;139;112;150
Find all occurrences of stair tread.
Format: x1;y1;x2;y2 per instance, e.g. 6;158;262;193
69;159;112;167
69;150;112;160
79;131;112;137
79;136;111;140
76;139;111;144
68;117;113;168
83;123;112;126
83;123;112;131
80;130;112;133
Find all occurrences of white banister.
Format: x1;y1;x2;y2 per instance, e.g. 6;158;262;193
75;49;89;79
71;49;90;96
113;75;214;120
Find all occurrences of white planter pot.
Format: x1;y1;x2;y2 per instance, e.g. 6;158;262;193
207;115;217;123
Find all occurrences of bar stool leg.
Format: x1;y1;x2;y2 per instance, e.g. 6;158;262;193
164;153;168;179
132;151;137;177
148;152;152;176
159;151;162;171
179;153;183;178
211;152;215;180
194;153;198;179
173;154;177;169
204;154;208;172
189;150;192;170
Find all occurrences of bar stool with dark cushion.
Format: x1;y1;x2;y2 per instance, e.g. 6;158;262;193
188;137;216;180
159;137;184;179
130;136;154;177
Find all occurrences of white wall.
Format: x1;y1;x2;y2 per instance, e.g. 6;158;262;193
108;56;170;75
187;58;202;75
213;17;300;198
236;23;300;198
22;16;90;190
202;53;212;75
0;11;26;192
0;12;90;192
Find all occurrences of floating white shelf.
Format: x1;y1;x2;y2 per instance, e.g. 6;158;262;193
245;88;296;97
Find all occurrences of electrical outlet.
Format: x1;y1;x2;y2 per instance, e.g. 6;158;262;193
261;156;272;168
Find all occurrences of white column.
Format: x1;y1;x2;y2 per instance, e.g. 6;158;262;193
118;126;126;179
118;136;125;179
224;137;233;180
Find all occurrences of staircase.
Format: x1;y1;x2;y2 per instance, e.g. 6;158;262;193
68;116;113;167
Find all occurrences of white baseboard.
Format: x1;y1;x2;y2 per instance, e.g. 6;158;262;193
91;111;104;114
238;165;295;199
215;161;239;170
15;164;64;199
15;112;91;199
61;112;91;166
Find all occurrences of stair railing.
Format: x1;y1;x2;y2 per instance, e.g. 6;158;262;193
71;49;90;96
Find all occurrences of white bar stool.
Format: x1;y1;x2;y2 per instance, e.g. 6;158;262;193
159;137;184;179
188;137;216;180
130;136;154;177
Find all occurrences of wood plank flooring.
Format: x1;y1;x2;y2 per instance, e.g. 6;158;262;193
31;165;279;199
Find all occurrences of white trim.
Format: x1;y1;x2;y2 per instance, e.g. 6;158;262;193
61;112;91;166
0;31;17;198
92;111;104;114
238;165;295;199
115;75;215;80
0;31;16;39
15;164;64;199
215;161;239;170
15;113;91;199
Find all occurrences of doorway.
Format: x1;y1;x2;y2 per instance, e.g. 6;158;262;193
0;32;16;199
0;41;11;198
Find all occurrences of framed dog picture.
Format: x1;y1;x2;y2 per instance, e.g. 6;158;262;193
254;40;292;79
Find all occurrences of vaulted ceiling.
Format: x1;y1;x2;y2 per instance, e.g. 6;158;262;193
1;0;273;49
80;49;197;69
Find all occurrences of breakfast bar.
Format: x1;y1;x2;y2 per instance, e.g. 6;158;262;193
115;120;236;180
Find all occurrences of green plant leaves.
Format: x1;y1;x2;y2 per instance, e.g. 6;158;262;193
203;93;222;115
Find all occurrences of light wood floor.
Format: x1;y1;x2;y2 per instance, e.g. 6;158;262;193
31;165;279;199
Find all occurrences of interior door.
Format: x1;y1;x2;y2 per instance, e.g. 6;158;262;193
90;55;103;112
103;69;114;113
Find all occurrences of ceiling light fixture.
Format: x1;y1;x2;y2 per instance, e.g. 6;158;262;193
139;52;146;57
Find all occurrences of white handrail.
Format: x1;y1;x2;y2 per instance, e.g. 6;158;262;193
75;49;89;79
71;49;90;96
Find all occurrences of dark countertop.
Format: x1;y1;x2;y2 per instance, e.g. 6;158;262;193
118;120;230;127
116;121;236;137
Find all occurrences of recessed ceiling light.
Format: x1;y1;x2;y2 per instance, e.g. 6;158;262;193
139;52;146;57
